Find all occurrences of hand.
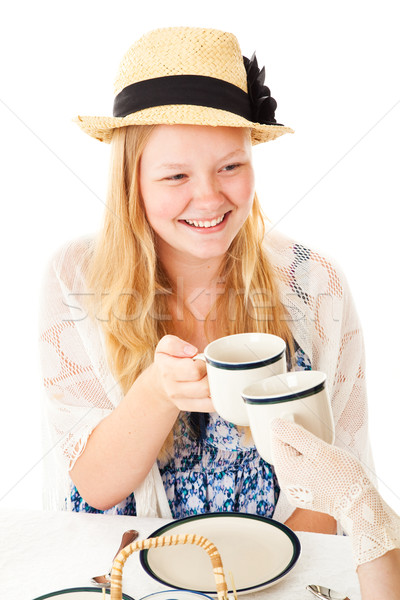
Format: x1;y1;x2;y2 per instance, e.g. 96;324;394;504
271;418;400;565
153;335;214;413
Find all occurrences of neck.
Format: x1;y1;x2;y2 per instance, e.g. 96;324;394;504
160;252;225;296
158;256;225;328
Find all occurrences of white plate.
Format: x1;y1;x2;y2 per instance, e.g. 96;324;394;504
32;588;134;600
140;513;301;595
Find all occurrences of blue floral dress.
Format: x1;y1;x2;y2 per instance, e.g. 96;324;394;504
70;342;311;517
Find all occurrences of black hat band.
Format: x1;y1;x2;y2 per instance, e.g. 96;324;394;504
113;74;279;125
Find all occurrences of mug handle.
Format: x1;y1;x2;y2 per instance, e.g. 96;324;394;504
192;353;212;402
193;353;206;362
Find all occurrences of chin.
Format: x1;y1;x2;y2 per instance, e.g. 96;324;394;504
187;244;231;261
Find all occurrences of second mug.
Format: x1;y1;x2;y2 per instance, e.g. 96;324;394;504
242;370;335;464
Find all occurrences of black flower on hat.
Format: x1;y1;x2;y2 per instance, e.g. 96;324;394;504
243;52;278;125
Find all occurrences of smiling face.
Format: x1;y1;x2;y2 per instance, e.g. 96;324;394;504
139;124;255;271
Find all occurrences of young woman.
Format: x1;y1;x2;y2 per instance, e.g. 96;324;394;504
39;27;372;533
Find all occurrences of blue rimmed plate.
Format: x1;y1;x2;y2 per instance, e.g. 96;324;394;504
140;513;301;595
32;588;134;599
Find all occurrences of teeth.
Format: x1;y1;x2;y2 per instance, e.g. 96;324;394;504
185;214;225;228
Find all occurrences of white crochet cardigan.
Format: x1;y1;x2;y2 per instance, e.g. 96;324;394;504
39;227;374;522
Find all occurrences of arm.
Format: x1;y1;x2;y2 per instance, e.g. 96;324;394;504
285;508;337;534
40;246;212;510
69;361;179;510
357;549;400;600
271;419;400;600
69;336;212;510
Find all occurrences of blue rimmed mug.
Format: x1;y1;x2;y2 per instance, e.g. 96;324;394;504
195;332;287;426
242;370;335;464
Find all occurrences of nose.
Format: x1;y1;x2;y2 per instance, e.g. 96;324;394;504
192;175;225;211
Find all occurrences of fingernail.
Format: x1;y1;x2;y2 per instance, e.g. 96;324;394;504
184;344;198;355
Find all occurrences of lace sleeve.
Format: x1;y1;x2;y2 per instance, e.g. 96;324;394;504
322;261;371;465
270;232;371;466
266;230;374;524
39;239;123;507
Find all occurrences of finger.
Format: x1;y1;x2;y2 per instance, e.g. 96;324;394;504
158;355;208;383
175;397;215;413
193;358;207;378
270;417;324;457
270;432;301;466
168;379;211;400
155;334;198;358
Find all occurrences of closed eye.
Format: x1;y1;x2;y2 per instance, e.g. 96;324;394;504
221;163;241;172
165;173;187;181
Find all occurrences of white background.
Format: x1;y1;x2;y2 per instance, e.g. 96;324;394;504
1;1;399;515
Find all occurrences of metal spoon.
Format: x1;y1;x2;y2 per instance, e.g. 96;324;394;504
91;529;139;587
306;584;350;600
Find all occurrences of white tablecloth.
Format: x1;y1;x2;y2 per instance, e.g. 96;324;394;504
0;508;361;600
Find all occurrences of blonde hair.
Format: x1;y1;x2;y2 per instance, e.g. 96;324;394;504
86;125;294;437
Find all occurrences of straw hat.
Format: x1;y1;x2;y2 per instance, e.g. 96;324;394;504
74;27;294;145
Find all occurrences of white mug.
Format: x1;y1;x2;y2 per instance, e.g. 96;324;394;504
242;370;335;464
196;332;287;426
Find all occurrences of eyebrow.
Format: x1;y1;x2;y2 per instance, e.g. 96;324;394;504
156;149;247;170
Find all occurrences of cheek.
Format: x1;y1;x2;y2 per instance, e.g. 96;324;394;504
144;200;171;227
142;189;187;226
139;173;173;225
231;172;256;207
